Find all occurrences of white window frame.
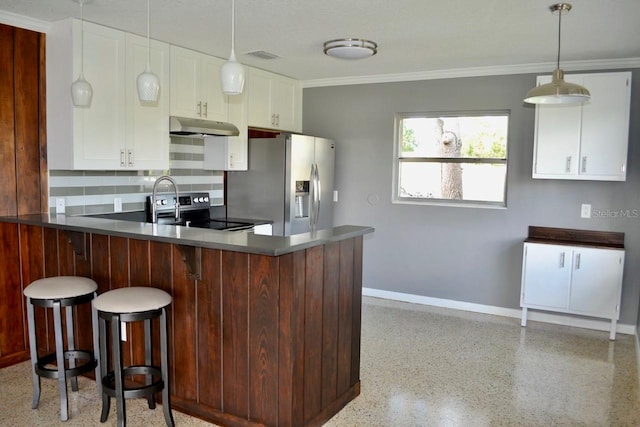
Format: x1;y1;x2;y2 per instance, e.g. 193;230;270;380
392;111;510;208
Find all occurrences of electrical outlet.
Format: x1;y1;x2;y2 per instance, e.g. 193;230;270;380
114;197;122;212
581;204;591;218
121;322;127;341
55;198;65;214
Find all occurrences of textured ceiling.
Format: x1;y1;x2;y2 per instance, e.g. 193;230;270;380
1;0;639;83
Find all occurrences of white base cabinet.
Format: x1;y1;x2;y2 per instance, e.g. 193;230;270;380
47;19;170;170
520;242;624;339
532;71;631;181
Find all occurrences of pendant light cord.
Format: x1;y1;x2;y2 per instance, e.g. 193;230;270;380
231;0;235;52
80;1;84;76
556;7;563;70
147;0;151;66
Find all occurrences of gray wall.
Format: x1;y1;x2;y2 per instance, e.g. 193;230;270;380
303;70;640;326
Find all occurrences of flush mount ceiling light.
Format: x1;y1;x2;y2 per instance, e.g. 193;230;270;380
524;3;590;104
70;0;93;107
220;0;245;95
137;0;160;102
323;38;377;59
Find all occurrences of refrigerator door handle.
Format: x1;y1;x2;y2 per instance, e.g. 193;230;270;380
315;163;321;227
309;163;316;230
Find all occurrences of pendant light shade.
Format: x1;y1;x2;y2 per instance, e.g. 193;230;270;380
71;0;93;108
137;0;160;102
524;68;590;104
524;3;589;104
221;0;245;95
137;64;160;102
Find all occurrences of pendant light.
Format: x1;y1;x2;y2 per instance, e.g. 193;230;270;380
70;0;93;107
524;3;590;104
220;0;245;95
137;0;160;102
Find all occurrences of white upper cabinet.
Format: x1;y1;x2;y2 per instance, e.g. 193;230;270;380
532;71;631;181
47;19;170;170
125;33;170;170
247;68;302;132
170;46;228;122
202;86;248;171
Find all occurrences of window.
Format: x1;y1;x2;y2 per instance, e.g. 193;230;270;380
393;112;509;207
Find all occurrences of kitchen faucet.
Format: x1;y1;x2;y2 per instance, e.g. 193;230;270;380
151;175;180;223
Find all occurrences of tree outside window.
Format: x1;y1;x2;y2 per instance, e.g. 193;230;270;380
393;112;509;207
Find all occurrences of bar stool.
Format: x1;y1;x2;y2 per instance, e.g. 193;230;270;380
23;276;100;422
92;287;175;427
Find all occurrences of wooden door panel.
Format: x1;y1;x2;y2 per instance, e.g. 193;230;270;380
0;223;24;360
222;251;250;417
0;25;17;217
248;254;279;425
303;245;324;421
321;243;340;407
149;241;174;393
129;239;150;370
14;27;41;215
197;248;223;410
337;238;354;395
278;251;306;426
171;244;198;402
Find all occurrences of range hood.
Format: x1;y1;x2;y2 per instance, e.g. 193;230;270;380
169;116;239;137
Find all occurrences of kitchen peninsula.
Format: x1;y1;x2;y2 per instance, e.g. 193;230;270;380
0;214;372;427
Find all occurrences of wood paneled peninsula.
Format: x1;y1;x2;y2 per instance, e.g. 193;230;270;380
0;214;373;427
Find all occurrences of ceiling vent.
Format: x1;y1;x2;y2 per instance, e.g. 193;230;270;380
243;50;280;60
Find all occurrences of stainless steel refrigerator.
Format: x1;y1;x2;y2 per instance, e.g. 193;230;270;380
226;134;335;236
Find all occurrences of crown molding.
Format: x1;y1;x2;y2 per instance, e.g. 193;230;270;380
0;10;50;33
302;57;640;88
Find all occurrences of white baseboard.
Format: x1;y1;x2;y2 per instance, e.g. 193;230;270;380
363;287;636;336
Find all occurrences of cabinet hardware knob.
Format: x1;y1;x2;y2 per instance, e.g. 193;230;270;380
575;253;581;269
128;150;133;167
197;101;202;116
203;102;208;117
560;252;565;268
581;156;587;173
566;156;571;173
120;149;125;167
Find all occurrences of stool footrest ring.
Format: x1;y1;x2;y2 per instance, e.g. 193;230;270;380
35;350;97;379
101;365;164;399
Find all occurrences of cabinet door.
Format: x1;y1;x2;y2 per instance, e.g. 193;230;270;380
579;73;631;180
226;84;248;170
521;243;571;309
73;22;126;169
247;69;273;129
125;34;170;170
170;45;200;119
569;247;624;318
272;75;302;132
200;55;228;122
532;75;582;177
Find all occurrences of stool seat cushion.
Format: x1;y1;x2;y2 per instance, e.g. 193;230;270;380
24;276;98;300
93;287;172;313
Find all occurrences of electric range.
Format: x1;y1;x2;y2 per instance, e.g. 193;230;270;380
146;192;254;231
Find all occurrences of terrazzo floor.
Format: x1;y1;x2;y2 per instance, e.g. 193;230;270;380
2;296;639;426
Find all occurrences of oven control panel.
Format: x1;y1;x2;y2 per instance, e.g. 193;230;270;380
148;192;210;213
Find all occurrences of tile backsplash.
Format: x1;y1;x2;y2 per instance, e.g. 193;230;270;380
48;137;223;216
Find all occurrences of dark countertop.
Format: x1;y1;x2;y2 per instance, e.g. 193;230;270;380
0;214;374;256
525;225;624;249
